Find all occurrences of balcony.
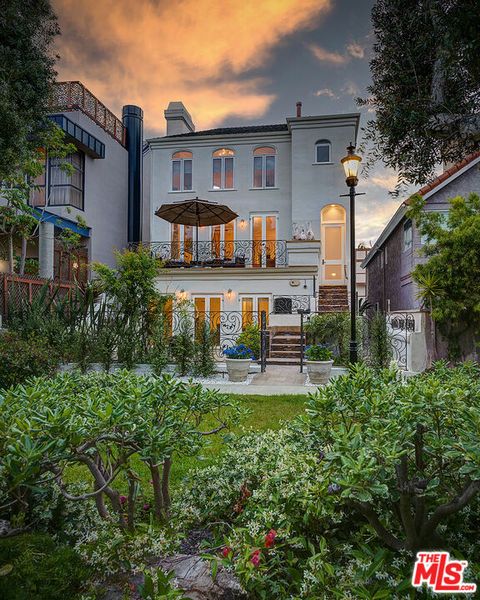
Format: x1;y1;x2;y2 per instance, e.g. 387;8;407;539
136;240;288;268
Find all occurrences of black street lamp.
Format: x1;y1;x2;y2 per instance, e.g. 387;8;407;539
341;144;362;364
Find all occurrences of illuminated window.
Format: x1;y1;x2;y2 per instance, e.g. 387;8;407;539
212;148;235;189
315;140;331;164
172;150;193;191
253;146;276;188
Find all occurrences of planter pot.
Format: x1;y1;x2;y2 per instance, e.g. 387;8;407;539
306;359;334;384
225;358;251;382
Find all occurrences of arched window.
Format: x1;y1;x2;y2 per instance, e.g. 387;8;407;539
171;150;192;191
253;146;276;188
315;140;331;164
212;148;235;189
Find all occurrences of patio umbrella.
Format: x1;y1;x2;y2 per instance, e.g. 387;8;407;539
155;197;238;263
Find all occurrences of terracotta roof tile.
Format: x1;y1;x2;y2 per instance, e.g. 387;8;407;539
417;151;480;197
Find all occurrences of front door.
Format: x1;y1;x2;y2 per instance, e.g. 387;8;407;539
321;223;345;283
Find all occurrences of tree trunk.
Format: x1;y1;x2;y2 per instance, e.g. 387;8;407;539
162;457;172;515
8;233;14;273
149;462;165;521
19;237;27;275
94;483;109;519
127;476;136;532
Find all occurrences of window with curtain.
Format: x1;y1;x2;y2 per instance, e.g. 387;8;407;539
403;219;413;251
315;140;331;163
48;151;85;210
172;150;193;191
253;146;276;188
212;148;235;189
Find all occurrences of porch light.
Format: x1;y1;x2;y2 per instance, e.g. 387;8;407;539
341;143;362;187
226;288;234;300
239;219;247;229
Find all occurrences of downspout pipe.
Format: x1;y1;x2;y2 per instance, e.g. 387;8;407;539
122;105;143;245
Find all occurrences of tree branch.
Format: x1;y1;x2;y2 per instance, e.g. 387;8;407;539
421;479;480;539
349;500;404;551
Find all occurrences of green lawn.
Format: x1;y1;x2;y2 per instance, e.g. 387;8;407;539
64;393;307;492
169;393;308;487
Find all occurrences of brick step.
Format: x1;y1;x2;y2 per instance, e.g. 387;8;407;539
266;357;301;366
271;335;301;343
270;350;301;358
271;343;300;352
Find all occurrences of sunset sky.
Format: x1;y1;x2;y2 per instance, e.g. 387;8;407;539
52;0;403;243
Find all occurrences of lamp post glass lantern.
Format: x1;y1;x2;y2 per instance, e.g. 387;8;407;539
341;144;362;363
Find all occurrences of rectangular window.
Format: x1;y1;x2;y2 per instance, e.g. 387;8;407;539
172;160;181;191
316;144;330;163
253;155;276;188
213;157;234;189
213;158;222;189
265;156;275;187
183;159;192;190
172;159;192;191
403;220;413;251
253;156;263;188
224;157;234;189
49;151;85;210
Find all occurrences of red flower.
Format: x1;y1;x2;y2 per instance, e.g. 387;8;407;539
250;549;261;567
119;495;127;504
264;529;277;548
222;546;232;558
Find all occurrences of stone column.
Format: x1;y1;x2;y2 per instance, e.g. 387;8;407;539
38;221;54;279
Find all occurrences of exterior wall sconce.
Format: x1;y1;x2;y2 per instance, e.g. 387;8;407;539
177;288;188;301
239;219;247;229
226;288;234;300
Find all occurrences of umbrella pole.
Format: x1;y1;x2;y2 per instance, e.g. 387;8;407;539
196;224;199;263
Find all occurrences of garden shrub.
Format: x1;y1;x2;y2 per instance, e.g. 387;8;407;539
236;323;261;360
175;363;480;598
193;320;216;377
0;370;241;533
365;310;392;368
149;313;170;375
304;312;362;365
0;330;59;388
170;310;195;375
0;533;90;600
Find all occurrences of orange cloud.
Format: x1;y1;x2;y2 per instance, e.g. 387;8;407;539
52;0;332;134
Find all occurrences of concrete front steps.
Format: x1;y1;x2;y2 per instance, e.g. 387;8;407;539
267;330;301;366
318;285;349;312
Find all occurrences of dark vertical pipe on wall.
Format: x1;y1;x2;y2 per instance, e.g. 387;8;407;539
122;105;143;244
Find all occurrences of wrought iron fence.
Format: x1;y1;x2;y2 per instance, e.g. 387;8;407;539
133;240;288;268
272;295;313;314
299;310;416;372
167;309;267;367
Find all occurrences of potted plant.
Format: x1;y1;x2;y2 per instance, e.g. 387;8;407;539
223;344;254;382
305;344;334;384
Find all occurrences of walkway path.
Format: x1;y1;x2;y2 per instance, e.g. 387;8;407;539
202;365;347;396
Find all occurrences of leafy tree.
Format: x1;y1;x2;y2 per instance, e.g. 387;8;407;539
408;192;480;358
0;0;59;180
0;371;241;530
361;0;480;190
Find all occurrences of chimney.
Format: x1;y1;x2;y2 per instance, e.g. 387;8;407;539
296;101;302;118
122;105;143;245
164;101;195;136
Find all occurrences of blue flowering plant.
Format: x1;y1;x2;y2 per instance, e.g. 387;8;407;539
223;344;255;360
304;344;333;361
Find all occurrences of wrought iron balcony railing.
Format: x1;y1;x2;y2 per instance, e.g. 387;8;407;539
135;240;288;268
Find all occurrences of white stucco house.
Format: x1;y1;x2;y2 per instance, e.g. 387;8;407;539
142;102;360;330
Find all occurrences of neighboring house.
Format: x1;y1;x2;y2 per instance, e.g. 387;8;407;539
361;152;480;371
143;101;361;323
362;151;480;312
0;81;143;281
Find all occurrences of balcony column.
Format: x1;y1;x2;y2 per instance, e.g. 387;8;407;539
38;221;55;279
